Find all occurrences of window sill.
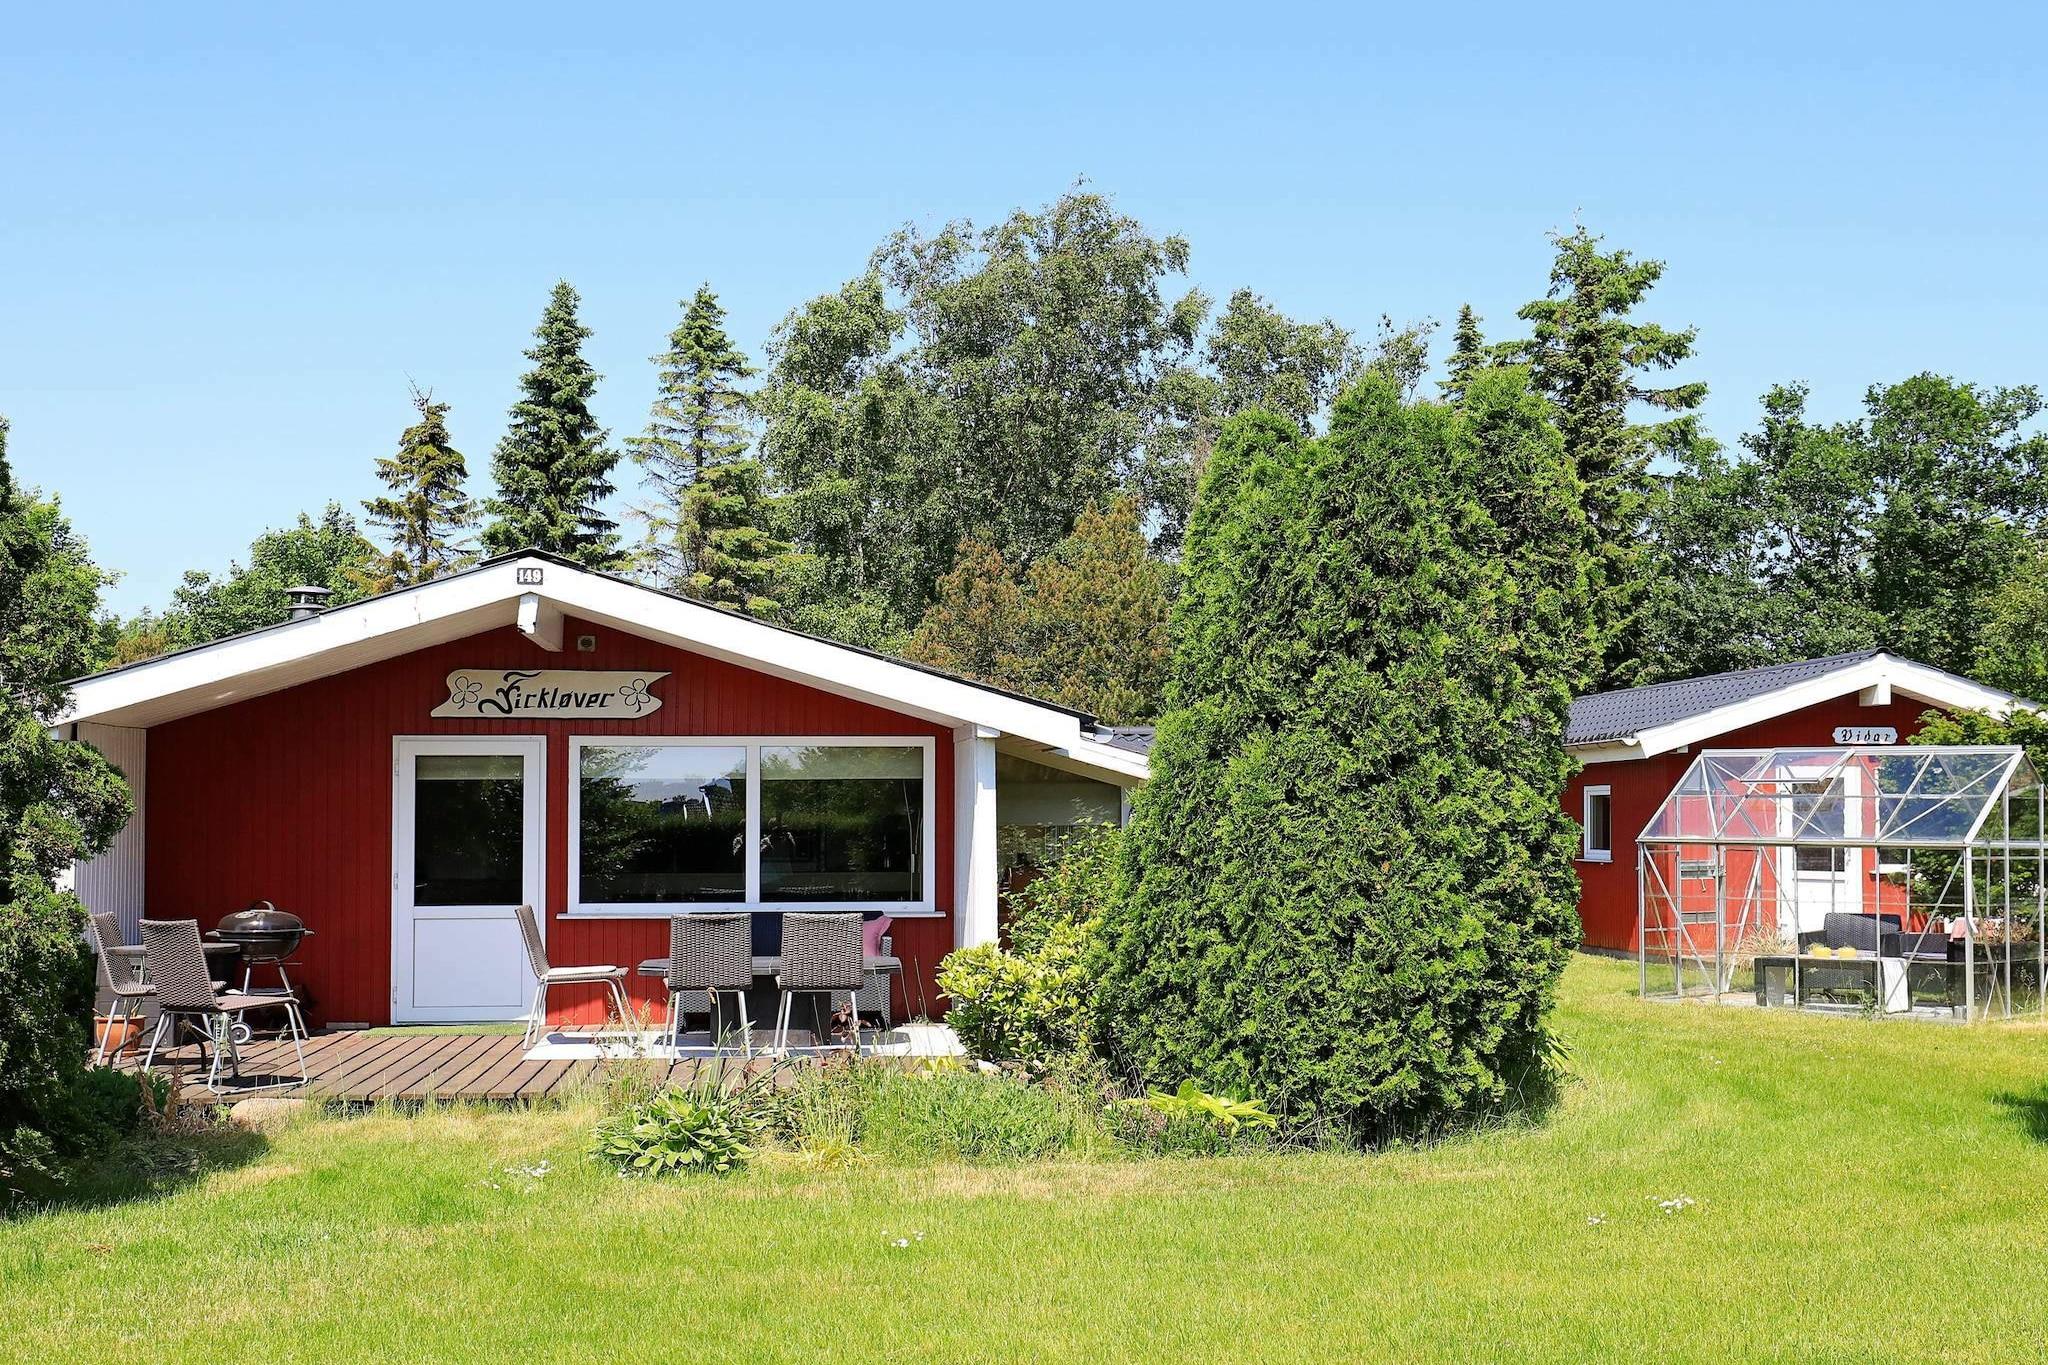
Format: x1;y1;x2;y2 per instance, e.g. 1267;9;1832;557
1577;854;1614;865
560;907;945;921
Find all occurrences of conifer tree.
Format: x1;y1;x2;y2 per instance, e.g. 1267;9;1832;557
678;460;802;615
481;281;622;567
627;284;757;585
0;415;132;1191
1439;303;1487;403
1506;228;1704;686
1099;373;1590;1138
362;385;475;592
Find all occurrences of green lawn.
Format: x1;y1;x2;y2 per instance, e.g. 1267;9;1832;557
7;955;2048;1363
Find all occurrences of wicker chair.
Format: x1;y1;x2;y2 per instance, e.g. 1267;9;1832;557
773;913;864;1055
88;912;153;1066
515;904;635;1048
665;914;756;1055
139;918;308;1092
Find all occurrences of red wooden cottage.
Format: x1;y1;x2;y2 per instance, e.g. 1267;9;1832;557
1561;651;2025;953
61;551;1147;1028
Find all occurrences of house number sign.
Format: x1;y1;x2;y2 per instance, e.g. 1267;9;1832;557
1833;725;1898;744
432;669;668;719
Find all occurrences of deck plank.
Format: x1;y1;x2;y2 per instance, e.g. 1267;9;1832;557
107;1027;705;1104
387;1034;499;1101
438;1036;525;1096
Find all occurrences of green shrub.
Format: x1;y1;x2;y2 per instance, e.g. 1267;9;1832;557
937;826;1116;1064
773;1061;1093;1163
1097;378;1591;1141
1109;1081;1279;1157
589;1072;770;1177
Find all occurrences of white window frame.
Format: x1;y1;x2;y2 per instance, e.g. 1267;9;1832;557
1581;784;1613;862
565;735;938;918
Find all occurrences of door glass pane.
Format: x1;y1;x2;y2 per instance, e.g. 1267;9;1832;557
414;753;525;905
578;745;747;904
760;744;922;903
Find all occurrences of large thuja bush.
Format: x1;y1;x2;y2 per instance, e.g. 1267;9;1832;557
0;418;132;1196
1097;371;1594;1138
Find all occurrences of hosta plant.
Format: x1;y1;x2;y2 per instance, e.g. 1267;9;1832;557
588;1078;766;1177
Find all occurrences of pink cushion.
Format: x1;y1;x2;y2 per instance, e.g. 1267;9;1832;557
862;915;893;956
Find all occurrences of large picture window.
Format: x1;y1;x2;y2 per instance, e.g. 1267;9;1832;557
577;744;747;906
760;745;924;904
568;737;933;915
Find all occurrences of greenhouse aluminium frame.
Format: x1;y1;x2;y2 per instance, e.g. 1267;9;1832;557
1635;746;2048;1021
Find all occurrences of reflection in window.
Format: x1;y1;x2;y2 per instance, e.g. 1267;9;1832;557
579;745;747;904
760;745;922;903
415;754;524;905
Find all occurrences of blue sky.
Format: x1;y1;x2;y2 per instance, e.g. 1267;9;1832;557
5;2;2044;613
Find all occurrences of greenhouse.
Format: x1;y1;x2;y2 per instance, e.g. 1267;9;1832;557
1637;746;2047;1020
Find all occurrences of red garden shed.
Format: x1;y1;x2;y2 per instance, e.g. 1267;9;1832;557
1562;652;2027;953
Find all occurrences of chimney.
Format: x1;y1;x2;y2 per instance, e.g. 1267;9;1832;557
285;585;332;621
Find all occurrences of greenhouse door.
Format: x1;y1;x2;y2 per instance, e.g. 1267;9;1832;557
1783;767;1862;936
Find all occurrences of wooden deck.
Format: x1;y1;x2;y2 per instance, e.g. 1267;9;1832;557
109;1028;784;1103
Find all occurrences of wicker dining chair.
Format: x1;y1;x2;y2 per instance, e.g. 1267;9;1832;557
88;912;153;1067
666;914;756;1055
772;913;864;1055
138;918;308;1092
515;904;636;1048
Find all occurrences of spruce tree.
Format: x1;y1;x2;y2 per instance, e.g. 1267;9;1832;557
482;281;622;567
362;385;475;592
1098;373;1590;1138
1439;303;1487;402
1506;228;1704;686
678;459;801;615
627;284;757;586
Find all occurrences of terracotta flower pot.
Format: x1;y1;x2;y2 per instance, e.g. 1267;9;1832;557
93;1013;143;1060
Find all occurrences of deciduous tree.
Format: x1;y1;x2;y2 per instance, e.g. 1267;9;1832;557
904;497;1170;724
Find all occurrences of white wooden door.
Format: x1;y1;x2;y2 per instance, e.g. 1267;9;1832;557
391;737;545;1023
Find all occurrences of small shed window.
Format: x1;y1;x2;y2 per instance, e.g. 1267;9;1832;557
1583;786;1613;862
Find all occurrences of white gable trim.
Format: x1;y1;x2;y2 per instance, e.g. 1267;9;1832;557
60;555;1150;784
1572;653;2026;764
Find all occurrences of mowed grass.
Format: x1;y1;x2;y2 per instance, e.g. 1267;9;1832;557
8;955;2048;1364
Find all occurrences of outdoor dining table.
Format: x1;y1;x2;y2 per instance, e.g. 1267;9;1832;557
635;953;903;1045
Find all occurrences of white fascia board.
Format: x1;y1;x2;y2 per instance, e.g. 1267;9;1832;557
61;557;1120;763
1624;655;2027;760
60;563;531;726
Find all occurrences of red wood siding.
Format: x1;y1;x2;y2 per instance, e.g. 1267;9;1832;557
1566;694;1943;951
146;619;956;1027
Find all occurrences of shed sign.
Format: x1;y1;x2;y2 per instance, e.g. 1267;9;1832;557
432;669;667;719
1832;725;1898;744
